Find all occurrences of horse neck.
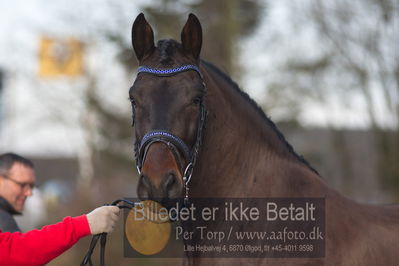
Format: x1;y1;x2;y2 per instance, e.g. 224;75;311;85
191;62;324;198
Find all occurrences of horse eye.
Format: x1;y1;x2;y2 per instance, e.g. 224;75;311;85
192;96;202;105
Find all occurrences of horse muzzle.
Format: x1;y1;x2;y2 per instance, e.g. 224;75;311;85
136;131;190;202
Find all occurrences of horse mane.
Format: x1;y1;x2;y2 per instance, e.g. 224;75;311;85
202;61;320;176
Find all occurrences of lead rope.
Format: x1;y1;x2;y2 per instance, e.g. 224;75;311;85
80;199;136;266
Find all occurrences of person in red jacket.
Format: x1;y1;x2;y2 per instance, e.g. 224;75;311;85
0;205;119;266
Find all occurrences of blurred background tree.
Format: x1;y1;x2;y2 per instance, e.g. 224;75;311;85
253;0;399;195
308;0;399;195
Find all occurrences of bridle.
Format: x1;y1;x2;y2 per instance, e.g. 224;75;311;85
134;64;207;203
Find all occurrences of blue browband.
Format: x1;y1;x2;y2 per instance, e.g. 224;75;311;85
137;64;202;78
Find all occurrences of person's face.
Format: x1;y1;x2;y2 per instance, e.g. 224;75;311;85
0;163;36;212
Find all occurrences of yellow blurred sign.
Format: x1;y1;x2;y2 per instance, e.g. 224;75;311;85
38;37;83;77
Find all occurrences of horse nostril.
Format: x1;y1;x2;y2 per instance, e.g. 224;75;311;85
163;172;176;191
140;174;151;188
162;172;183;199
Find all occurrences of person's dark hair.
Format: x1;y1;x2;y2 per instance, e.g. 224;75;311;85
0;153;34;176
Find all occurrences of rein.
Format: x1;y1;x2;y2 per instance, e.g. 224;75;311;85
80;199;135;266
134;64;207;203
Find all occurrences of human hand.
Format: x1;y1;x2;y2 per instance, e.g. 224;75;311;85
86;206;120;235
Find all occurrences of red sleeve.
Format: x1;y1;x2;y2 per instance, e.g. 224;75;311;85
0;215;91;266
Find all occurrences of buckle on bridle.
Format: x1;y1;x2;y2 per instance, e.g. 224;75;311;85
183;162;193;185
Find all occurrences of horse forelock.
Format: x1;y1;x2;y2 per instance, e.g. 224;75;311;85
156;39;181;65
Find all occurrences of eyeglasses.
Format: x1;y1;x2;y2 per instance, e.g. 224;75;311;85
1;174;35;191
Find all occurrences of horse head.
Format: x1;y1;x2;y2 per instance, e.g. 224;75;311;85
130;13;206;204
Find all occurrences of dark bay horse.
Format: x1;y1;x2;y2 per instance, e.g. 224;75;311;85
129;13;399;265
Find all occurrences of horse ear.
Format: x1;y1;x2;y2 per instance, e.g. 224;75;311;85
132;13;155;62
181;13;202;60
